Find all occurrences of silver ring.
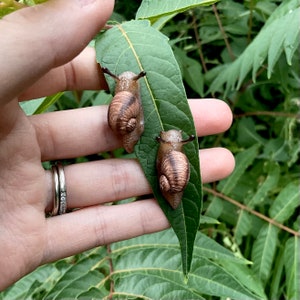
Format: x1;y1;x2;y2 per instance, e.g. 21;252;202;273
51;162;67;216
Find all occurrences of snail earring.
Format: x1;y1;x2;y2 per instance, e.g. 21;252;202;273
102;67;146;153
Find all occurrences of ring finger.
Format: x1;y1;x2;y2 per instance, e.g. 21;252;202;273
45;147;234;211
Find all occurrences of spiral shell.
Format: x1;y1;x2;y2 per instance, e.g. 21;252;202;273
102;68;146;153
156;130;195;209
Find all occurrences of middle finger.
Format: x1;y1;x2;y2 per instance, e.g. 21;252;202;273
31;99;232;161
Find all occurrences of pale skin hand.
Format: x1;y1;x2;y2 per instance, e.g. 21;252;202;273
0;0;235;291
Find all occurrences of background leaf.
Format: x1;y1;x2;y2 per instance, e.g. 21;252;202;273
251;224;279;285
95;20;202;276
205;144;260;219
250;161;280;207
136;0;218;25
284;237;300;299
2;230;264;299
80;230;263;300
20;93;63;116
269;182;300;223
236;118;267;147
209;0;300;94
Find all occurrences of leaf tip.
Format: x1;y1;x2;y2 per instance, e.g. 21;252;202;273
183;274;189;284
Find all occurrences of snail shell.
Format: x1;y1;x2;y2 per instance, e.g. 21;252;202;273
102;68;146;153
156;130;195;209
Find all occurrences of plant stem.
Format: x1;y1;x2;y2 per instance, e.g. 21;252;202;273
106;244;114;299
247;0;254;43
212;4;235;61
191;10;208;73
234;111;300;119
203;187;300;237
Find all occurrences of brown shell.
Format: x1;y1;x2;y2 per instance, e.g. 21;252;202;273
156;129;194;209
158;150;190;209
103;69;146;153
108;91;144;153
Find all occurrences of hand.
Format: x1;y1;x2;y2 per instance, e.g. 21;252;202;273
0;0;234;290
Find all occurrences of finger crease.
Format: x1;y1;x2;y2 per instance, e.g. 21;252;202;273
63;61;77;91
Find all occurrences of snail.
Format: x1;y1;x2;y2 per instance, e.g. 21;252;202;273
102;67;146;153
156;130;195;209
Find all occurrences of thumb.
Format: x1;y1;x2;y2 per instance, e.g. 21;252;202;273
0;0;114;104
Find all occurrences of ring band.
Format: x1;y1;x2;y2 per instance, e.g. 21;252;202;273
51;162;67;216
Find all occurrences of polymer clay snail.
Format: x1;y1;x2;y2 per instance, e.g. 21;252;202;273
156;130;195;209
102;67;146;153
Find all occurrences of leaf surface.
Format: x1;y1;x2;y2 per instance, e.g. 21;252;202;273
234;211;252;245
269;182;300;223
284;237;300;299
250;162;280;207
251;224;279;285
136;0;218;24
86;230;263;299
206;144;260;219
19;93;63;115
95;20;202;276
1;230;264;299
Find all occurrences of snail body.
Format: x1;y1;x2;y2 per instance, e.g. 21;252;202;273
156;130;195;209
102;67;146;153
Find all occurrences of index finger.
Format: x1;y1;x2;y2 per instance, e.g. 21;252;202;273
0;0;114;104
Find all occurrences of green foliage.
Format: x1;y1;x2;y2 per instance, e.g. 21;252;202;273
0;230;264;300
0;0;47;17
1;0;299;299
95;20;202;277
136;0;218;28
209;0;300;95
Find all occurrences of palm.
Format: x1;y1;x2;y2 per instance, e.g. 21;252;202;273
0;101;47;278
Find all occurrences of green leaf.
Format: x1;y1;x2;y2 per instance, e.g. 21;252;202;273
233;161;281;245
210;0;300;95
206;144;260;219
174;47;204;97
261;138;292;162
251;224;279;285
34;93;63;114
0;264;59;300
2;230;264;299
237;118;267;147
19;93;63;115
234;211;252;245
284;237;300;300
269;182;300;223
95;20;202;276
107;259;260;300
219;260;267;300
218;144;261;195
44;250;108;300
20;98;45;115
269;245;285;300
100;230;262;299
199;214;220;224
250;161;280;206
136;0;218;24
0;7;15;18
